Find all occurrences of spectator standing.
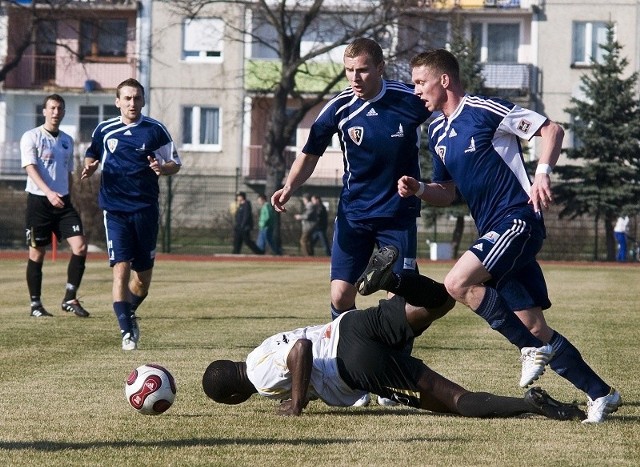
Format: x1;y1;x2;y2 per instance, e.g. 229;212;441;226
614;215;630;262
232;191;263;255
311;195;331;256
21;94;90;318
294;193;318;256
256;193;282;255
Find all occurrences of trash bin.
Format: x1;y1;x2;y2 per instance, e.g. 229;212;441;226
429;242;453;261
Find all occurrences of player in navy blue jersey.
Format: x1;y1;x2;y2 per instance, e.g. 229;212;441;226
398;49;620;423
272;38;432;329
82;78;181;351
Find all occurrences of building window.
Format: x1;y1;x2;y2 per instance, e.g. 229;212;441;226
572;21;609;66
80;19;128;60
183;18;223;61
471;22;520;63
182;106;221;149
79;105;120;142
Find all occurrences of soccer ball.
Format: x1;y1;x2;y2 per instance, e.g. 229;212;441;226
125;364;177;415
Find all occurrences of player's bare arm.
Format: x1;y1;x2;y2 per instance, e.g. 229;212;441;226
271;153;320;213
398;176;456;206
277;339;313;416
529;120;564;213
82;157;100;179
25;164;64;208
148;156;180;176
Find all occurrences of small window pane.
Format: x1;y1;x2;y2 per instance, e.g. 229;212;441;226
182;108;193;145
200;108;219;144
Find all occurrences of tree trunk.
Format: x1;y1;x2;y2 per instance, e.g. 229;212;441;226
604;215;616;261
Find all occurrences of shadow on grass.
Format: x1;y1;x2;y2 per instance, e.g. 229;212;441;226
0;434;460;451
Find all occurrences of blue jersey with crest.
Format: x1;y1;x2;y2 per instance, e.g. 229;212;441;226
303;80;431;221
85;115;181;213
429;95;547;235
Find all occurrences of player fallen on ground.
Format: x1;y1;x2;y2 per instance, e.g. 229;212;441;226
202;247;585;421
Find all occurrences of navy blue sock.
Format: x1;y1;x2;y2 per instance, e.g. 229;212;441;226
131;293;147;312
331;303;355;321
474;288;543;349
548;331;611;400
113;301;133;336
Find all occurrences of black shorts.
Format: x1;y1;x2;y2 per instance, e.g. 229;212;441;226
336;295;424;407
25;193;84;247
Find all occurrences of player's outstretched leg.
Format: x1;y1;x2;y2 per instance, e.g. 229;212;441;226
524;387;586;421
356;246;398;295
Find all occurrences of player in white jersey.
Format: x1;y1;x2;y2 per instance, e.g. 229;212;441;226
398;49;620;423
203;248;585;421
21;94;90;318
82;79;181;351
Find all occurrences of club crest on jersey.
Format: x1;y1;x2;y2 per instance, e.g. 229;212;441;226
348;126;364;146
107;138;118;153
436;146;446;163
517;119;533;133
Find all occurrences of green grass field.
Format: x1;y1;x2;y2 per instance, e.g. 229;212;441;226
0;256;638;466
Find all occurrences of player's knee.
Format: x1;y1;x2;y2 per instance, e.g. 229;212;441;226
443;274;466;302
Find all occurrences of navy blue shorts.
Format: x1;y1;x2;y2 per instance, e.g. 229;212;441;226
336;295;423;407
104;205;159;272
25;193;84;247
331;214;418;284
470;214;551;311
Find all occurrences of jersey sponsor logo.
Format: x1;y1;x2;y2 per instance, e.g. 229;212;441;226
481;231;500;243
436;145;446;163
62;141;69;150
464;137;476;153
107;138;118;153
124;130;133;136
449;128;457;138
136;143;147;152
348;126;364;145
517;119;532;133
391;124;404;138
366;108;378;117
472;243;483;252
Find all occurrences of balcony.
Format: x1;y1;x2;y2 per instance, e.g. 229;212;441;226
481;63;533;96
3;54;138;91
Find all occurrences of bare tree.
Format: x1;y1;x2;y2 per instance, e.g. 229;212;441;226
163;0;430;198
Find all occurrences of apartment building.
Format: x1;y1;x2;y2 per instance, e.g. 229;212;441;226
0;0;143;177
2;1;638;192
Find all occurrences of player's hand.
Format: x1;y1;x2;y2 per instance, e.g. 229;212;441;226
271;187;291;213
46;191;64;208
529;173;553;214
81;159;99;179
148;156;162;176
398;175;419;198
277;399;303;416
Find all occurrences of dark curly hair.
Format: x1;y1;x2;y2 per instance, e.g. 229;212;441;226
202;360;254;405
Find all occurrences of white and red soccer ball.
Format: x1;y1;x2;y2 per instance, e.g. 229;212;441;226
125;364;177;415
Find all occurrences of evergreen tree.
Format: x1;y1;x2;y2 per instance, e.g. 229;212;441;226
555;23;640;260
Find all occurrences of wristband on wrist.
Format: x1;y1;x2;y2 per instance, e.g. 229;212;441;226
415;181;425;197
535;163;553;175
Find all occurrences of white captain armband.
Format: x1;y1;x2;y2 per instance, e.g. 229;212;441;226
535;163;553;175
